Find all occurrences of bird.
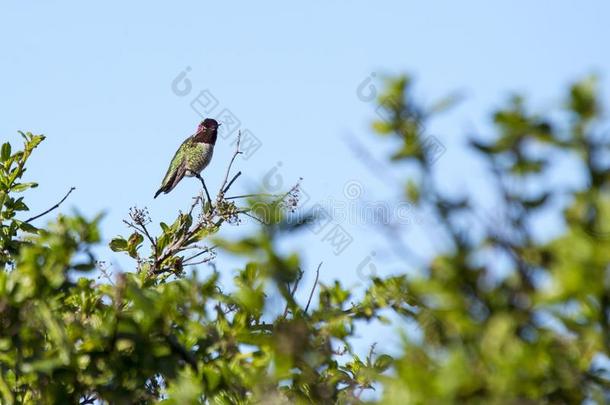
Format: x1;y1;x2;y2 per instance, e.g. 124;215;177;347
154;118;219;199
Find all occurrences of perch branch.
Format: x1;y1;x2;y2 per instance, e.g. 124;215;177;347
194;174;212;211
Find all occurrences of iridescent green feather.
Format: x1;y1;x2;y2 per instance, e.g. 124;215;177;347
160;139;191;188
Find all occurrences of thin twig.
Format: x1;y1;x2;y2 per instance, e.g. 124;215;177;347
291;269;304;296
367;342;378;364
283;269;304;317
218;131;243;196
183;246;215;264
183;257;215;267
305;262;322;313
26;187;76;223
188;194;203;216
238;210;267;225
122;220;157;253
223;171;242;194
96;261;116;286
225;193;285;200
177;244;209;252
140;223;157;252
275;180;302;205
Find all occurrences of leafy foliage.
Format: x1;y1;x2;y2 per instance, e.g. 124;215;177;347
0;134;400;404
1;75;610;404
373;75;610;403
0;132;45;267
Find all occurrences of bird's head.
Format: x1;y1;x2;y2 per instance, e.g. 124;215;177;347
195;118;220;144
198;118;220;133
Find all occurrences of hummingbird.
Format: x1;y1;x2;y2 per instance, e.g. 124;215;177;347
154;118;219;199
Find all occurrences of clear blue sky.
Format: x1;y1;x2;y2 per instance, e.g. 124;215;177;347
2;1;609;352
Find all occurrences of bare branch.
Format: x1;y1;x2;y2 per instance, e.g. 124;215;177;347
96;261;116;286
223;171;242;194
291;269;304;296
225;193;285;200
183;246;216;264
283;269;304;317
239;210;267;225
183;257;215;267
218;131;243;197
305;262;322;313
25;186;76;223
177;244;208;252
140;223;157;251
366;342;378;364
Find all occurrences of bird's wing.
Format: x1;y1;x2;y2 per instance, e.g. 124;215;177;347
159;139;192;190
165;160;187;192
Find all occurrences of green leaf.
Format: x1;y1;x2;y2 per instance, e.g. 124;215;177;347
109;237;128;252
17;221;38;234
127;232;144;258
569;76;598;120
374;354;393;372
12;182;38;193
1;143;11;162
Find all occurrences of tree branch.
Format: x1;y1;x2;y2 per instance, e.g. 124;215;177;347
26;187;76;223
183;246;216;264
223;171;242;194
225;193;284;200
218;131;243;197
283;269;304;317
165;334;198;371
305;262;322;313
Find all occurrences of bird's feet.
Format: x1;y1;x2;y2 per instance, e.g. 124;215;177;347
195;174;213;213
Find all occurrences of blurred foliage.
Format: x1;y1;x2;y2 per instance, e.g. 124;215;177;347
1;75;610;404
373;74;610;403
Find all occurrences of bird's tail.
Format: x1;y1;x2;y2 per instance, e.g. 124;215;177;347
154;187;164;199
